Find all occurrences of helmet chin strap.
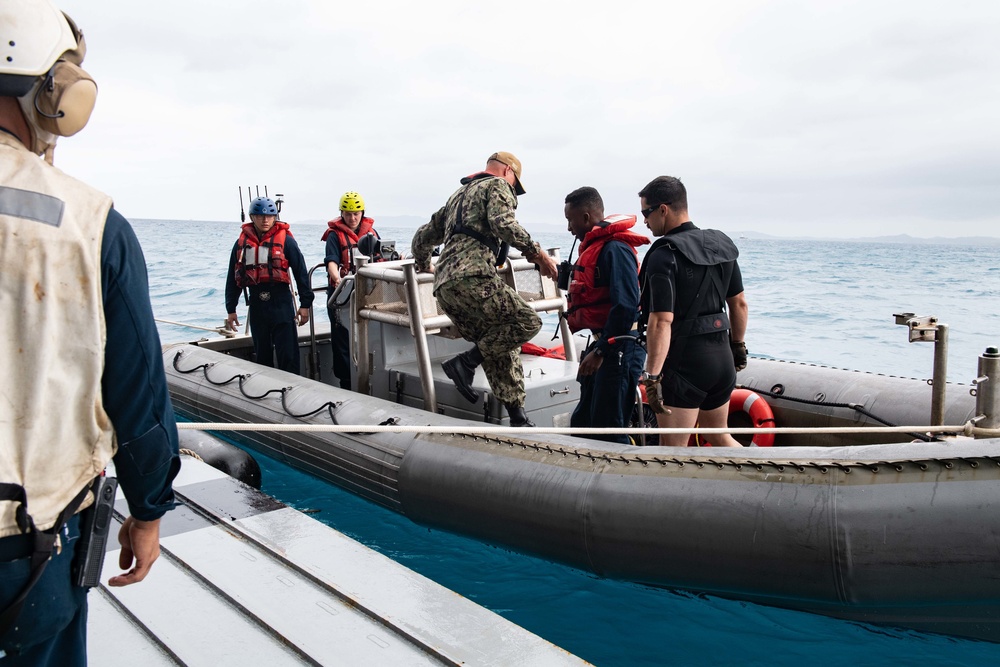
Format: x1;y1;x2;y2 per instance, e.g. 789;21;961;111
17;84;59;164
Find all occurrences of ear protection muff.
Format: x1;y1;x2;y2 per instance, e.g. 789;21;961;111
32;59;97;137
32;12;96;138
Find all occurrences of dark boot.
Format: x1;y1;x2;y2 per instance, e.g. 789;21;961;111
442;347;483;404
506;404;535;428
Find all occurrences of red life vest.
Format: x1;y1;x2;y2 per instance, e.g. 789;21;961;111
321;216;376;278
234;222;292;287
565;214;649;333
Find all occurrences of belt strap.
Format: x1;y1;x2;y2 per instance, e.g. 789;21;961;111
0;482;91;639
0;534;33;562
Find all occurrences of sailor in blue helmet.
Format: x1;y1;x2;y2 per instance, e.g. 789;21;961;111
225;196;315;374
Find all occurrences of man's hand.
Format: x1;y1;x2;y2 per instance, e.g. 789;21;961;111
731;340;748;372
296;308;310;326
577;349;604;378
108;516;161;587
416;263;435;275
642;378;672;415
225;312;239;331
529;251;558;281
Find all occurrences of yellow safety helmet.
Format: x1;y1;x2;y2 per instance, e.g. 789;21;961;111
339;191;365;212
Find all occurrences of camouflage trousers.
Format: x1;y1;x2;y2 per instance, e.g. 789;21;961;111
435;275;541;406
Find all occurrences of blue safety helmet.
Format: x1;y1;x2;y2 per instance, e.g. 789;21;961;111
249;197;278;216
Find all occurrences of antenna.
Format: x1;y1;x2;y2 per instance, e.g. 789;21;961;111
238;186;245;222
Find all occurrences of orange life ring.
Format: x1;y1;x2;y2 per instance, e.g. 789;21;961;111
728;389;775;447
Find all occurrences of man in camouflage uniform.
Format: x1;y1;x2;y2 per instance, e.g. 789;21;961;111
412;152;558;427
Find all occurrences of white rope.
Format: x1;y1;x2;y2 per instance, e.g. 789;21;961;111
175;422;992;437
155;318;237;337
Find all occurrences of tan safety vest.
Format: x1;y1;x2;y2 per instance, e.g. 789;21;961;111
0;133;116;536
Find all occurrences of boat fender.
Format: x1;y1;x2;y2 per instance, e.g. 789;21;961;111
729;388;775;447
177;430;263;489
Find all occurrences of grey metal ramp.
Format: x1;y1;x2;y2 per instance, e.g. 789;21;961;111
89;455;589;666
87;588;177;665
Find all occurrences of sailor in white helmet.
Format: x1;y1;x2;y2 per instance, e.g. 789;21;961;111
0;1;179;662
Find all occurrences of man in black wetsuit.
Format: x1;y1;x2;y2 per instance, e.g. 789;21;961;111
637;176;749;447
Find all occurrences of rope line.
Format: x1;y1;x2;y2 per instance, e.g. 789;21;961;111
174;422;1000;475
156;317;237;337
175;421;995;437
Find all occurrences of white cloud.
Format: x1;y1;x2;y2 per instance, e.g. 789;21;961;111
47;0;1000;238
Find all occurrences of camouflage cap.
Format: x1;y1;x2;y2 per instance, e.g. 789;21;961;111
489;151;525;196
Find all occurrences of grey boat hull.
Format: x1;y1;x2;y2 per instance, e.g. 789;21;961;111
164;343;1000;643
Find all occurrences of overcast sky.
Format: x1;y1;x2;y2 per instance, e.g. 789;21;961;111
51;0;999;238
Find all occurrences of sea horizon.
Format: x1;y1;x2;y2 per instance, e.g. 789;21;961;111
133;216;1000;247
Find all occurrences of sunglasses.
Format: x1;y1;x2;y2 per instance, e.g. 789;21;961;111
641;203;665;219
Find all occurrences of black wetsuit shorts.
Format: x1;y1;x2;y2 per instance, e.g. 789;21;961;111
661;335;736;410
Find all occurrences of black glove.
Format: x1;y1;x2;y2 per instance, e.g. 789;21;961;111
731;341;748;372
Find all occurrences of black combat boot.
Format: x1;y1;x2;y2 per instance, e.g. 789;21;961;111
442;346;483;403
505;404;535;428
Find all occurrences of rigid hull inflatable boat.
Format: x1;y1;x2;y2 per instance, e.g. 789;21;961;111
165;254;1000;643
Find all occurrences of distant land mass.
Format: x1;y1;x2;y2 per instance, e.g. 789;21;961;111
292;215;427;228
136;217;998;246
728;231;1000;247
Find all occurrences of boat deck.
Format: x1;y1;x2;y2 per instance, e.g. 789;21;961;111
88;455;589;666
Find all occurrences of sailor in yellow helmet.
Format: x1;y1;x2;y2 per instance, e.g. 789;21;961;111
0;1;179;660
321;191;381;390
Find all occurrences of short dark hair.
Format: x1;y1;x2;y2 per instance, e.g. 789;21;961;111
638;176;687;211
564;186;604;211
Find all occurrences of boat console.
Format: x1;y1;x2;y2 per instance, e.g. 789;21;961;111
351;251;582;426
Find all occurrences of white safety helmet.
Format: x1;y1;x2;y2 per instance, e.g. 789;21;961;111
0;0;97;162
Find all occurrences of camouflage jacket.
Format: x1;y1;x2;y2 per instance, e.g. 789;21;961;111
411;173;542;290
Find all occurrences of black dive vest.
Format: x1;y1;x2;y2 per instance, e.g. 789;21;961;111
639;226;739;342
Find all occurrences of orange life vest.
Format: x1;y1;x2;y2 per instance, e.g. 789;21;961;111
234;222;292;287
566;214;649;333
321;217;376;278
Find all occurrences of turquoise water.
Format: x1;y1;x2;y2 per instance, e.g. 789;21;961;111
136;219;1000;666
255;446;997;666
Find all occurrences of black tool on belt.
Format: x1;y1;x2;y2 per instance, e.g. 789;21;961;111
72;476;117;588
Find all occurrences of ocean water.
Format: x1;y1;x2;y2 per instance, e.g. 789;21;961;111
135;219;1000;666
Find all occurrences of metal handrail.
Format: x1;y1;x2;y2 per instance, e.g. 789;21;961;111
353;252;573;411
305;262;329;380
